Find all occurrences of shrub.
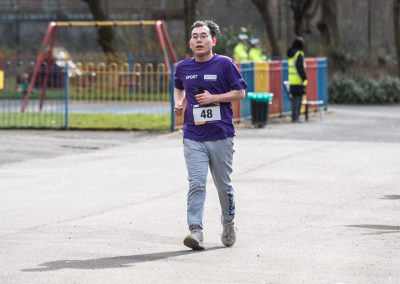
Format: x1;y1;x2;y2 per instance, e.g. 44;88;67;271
329;74;364;104
329;74;400;104
354;74;379;104
377;76;400;104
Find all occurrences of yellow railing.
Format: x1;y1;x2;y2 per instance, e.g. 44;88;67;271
69;62;170;103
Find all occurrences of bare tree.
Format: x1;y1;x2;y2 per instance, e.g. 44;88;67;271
317;0;339;53
82;0;118;61
184;0;199;56
289;0;320;36
250;0;281;57
394;0;400;76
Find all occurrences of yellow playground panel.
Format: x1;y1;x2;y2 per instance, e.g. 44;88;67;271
254;62;269;92
0;70;4;90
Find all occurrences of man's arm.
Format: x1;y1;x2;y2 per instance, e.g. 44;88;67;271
174;88;185;115
195;89;245;105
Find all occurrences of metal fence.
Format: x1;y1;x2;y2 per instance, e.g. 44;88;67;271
0;58;328;130
0;60;65;129
0;60;173;131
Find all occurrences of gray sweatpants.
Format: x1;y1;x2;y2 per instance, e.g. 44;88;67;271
183;138;235;230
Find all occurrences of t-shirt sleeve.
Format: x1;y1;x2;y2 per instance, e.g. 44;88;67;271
174;63;184;90
224;58;247;90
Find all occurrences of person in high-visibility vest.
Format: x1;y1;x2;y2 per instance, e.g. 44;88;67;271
248;38;267;62
233;34;249;62
287;37;308;123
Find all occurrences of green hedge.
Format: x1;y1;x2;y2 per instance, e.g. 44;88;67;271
329;74;400;104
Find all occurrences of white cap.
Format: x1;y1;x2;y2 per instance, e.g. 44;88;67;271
238;34;248;40
250;38;260;45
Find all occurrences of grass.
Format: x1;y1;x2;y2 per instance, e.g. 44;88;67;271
0;112;171;131
0;112;65;128
69;113;171;131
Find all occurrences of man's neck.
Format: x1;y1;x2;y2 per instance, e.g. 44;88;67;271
195;52;214;62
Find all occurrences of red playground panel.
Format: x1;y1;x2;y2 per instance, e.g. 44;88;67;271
305;58;318;101
268;60;283;116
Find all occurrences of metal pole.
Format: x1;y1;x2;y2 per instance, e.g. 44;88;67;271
169;63;175;132
128;53;134;97
65;63;69;129
155;21;171;73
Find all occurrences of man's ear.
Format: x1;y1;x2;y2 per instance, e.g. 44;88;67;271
212;38;217;46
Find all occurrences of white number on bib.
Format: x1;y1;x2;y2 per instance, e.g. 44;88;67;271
193;105;221;125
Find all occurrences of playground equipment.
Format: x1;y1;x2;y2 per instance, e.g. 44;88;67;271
21;20;177;112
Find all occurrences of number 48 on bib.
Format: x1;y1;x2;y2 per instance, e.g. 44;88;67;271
193;105;221;125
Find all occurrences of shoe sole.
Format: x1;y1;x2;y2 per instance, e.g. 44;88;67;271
222;238;235;247
183;235;205;250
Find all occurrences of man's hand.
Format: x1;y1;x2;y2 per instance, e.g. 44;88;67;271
195;90;217;105
303;79;308;87
174;101;183;115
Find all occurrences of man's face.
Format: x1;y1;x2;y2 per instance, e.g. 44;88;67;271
189;25;215;57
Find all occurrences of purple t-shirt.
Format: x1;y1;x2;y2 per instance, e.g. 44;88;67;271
174;54;247;141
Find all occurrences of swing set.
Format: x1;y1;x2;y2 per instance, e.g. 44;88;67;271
21;20;177;112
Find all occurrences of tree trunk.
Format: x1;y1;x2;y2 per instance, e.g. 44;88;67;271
289;0;314;36
394;0;400;77
82;0;118;62
251;0;281;57
317;0;339;53
290;0;305;36
184;0;198;56
303;0;320;34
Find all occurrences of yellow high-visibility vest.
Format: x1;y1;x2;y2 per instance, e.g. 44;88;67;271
233;42;248;62
288;50;305;85
248;47;265;62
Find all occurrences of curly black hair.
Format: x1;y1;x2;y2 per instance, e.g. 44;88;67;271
190;20;220;38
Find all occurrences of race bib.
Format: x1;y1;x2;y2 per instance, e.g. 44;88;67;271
193;105;221;125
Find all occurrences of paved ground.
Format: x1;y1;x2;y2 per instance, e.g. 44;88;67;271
0;105;399;283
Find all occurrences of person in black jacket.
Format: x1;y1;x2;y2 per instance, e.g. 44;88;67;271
287;37;308;122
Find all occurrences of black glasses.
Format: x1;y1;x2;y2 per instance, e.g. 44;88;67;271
191;33;210;40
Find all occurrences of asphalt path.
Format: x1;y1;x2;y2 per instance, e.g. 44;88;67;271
0;105;399;283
